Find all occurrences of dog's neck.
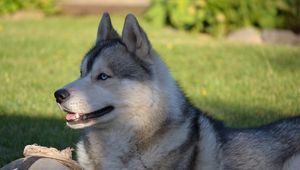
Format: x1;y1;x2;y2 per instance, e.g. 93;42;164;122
78;114;196;170
77;124;132;169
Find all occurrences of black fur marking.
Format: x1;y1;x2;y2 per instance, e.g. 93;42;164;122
184;114;200;170
85;38;125;73
189;145;199;170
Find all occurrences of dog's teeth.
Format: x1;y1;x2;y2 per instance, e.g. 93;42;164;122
75;113;80;119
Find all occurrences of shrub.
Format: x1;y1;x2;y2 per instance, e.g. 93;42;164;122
145;0;300;36
0;0;57;15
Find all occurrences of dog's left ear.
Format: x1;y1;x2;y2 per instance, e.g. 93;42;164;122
96;13;119;43
122;14;151;59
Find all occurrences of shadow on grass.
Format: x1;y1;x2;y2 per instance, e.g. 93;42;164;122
268;50;300;72
193;98;299;128
0;112;80;167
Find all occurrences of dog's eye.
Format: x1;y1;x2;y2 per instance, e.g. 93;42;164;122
97;73;110;80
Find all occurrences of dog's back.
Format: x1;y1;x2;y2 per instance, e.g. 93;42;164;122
201;116;300;170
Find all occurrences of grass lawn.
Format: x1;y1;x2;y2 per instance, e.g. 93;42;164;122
0;15;300;166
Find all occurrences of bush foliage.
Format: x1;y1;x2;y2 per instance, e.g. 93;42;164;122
145;0;300;36
0;0;57;15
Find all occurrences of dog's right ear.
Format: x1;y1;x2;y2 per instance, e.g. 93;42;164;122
122;14;151;59
96;13;119;43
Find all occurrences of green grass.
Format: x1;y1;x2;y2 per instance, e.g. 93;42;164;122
0;15;300;166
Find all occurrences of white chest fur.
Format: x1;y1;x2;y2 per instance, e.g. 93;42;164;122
76;120;193;170
77;127;146;170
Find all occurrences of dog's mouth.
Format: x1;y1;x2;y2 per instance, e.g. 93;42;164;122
64;106;114;124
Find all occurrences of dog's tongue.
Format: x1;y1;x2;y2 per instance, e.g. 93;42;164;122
66;113;78;121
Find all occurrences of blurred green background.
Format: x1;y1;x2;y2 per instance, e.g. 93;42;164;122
1;0;299;35
0;0;57;15
145;0;300;36
0;0;300;167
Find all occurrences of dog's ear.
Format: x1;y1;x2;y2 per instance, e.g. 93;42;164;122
122;14;151;59
96;13;119;42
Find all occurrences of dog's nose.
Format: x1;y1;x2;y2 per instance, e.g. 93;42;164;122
54;89;70;104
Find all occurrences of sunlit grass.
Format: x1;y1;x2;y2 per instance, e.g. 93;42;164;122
0;15;300;166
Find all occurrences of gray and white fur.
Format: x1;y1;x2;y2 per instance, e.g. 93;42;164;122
54;13;300;170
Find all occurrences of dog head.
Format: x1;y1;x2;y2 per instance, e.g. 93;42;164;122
54;13;174;129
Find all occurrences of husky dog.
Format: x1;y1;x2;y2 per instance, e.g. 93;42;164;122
54;13;300;170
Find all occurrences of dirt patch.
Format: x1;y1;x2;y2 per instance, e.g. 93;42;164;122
1;10;45;20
